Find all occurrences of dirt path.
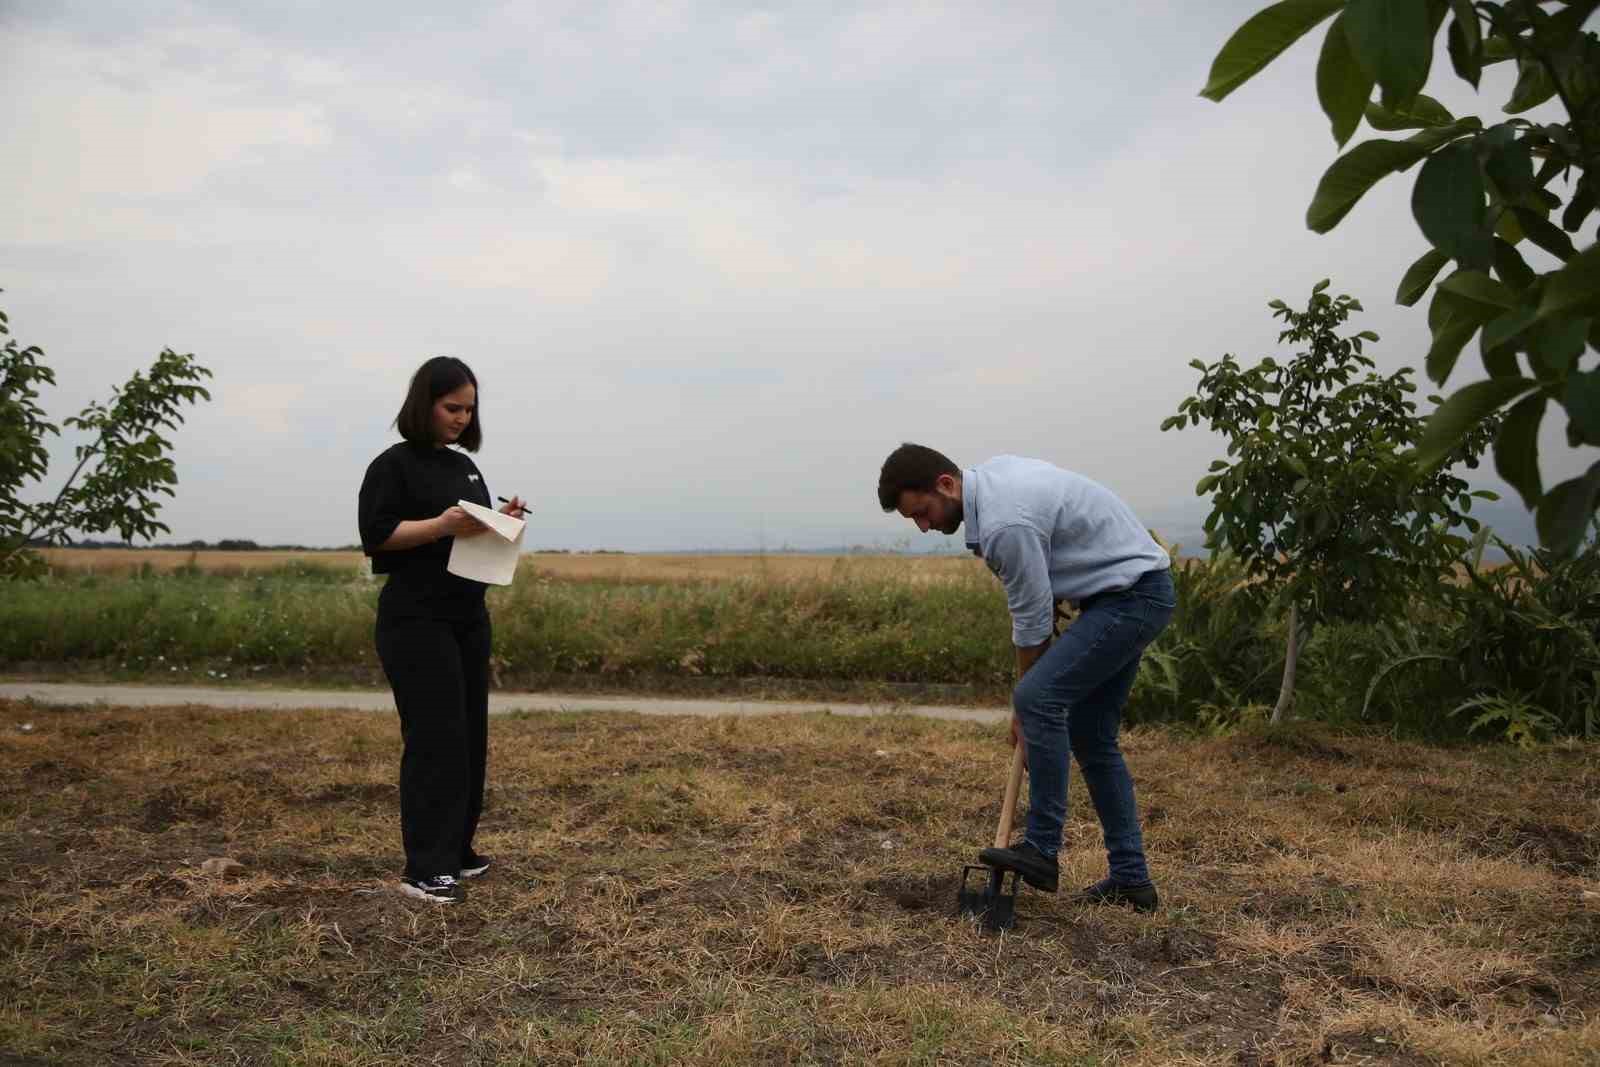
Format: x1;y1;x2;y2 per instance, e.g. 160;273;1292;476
0;680;1008;724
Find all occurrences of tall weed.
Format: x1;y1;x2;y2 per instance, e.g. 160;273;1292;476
1131;554;1281;722
1364;537;1600;740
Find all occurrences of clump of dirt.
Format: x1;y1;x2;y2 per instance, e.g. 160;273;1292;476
1237;731;1358;765
23;760;91;786
1462;821;1596;876
306;782;394;806
865;873;951;913
138;786;222;833
1131;928;1218;966
1320;1029;1432;1066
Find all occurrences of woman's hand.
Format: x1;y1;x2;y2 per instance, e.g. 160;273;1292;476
498;495;529;519
435;506;488;538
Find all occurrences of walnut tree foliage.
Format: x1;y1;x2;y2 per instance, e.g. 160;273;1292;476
0;294;211;578
1201;0;1600;556
1164;283;1497;719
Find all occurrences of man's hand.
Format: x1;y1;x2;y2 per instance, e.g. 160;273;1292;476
1009;712;1028;768
1010;640;1047;765
1015;640;1048;679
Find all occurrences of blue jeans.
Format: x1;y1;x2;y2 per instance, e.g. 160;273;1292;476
1012;567;1175;885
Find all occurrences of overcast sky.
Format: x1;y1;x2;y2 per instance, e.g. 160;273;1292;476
2;1;1588;551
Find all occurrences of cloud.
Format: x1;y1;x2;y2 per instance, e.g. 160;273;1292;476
0;1;1586;551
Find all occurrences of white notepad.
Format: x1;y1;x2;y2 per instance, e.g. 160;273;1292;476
445;499;527;586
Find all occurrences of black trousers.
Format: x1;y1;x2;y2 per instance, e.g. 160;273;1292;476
375;611;491;879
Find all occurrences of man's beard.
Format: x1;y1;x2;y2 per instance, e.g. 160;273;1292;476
937;498;963;535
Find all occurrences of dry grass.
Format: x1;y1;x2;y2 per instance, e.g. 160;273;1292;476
3;698;1597;1065
36;548;989;585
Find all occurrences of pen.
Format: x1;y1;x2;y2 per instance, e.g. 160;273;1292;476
497;496;532;512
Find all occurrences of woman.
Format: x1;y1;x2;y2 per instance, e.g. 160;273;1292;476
357;357;527;904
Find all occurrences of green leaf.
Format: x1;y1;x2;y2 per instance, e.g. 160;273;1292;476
1306;120;1480;233
1413;141;1491;266
1528;316;1590;376
1445;0;1482;87
1514;208;1578;261
1201;0;1347;102
1437;269;1516;309
1482;342;1521;379
1483;139;1534;199
1396;247;1450;305
1491;237;1536;291
1318;12;1376;146
1197;474;1222;495
1495;392;1546;510
1414;376;1541;470
1482;34;1516;63
1505;56;1557;114
1548;1;1600;42
1364;93;1455;130
1537;462;1600;557
1480;306;1537;358
1426;280;1502;383
1565;369;1600;446
1563;185;1597;235
1344;0;1435;106
1536;243;1600;321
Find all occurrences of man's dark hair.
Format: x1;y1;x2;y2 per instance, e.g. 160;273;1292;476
394;356;482;451
878;442;960;511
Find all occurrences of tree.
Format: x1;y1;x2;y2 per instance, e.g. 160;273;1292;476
1162;281;1497;722
0;294;212;577
1200;0;1600;556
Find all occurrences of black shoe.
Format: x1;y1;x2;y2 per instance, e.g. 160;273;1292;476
977;841;1059;893
459;852;491;879
1078;877;1158;913
399;874;463;904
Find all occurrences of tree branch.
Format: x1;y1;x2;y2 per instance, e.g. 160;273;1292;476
18;435;105;549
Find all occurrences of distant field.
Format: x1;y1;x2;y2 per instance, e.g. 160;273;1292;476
37;548;988;584
37;548;368;575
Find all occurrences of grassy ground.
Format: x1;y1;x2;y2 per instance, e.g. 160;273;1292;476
3;697;1596;1065
1;556;1022;703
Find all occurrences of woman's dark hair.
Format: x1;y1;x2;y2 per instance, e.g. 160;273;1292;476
394;357;482;451
878;442;960;511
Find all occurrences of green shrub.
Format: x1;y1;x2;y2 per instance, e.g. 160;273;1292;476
1365;535;1600;740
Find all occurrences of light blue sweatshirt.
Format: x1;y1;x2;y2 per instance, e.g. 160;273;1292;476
962;456;1170;647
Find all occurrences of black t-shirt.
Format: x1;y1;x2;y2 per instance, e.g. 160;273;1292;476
358;441;493;619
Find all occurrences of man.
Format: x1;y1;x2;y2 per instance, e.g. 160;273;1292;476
878;442;1175;912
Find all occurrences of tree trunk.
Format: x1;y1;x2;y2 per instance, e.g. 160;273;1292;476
1271;605;1301;725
